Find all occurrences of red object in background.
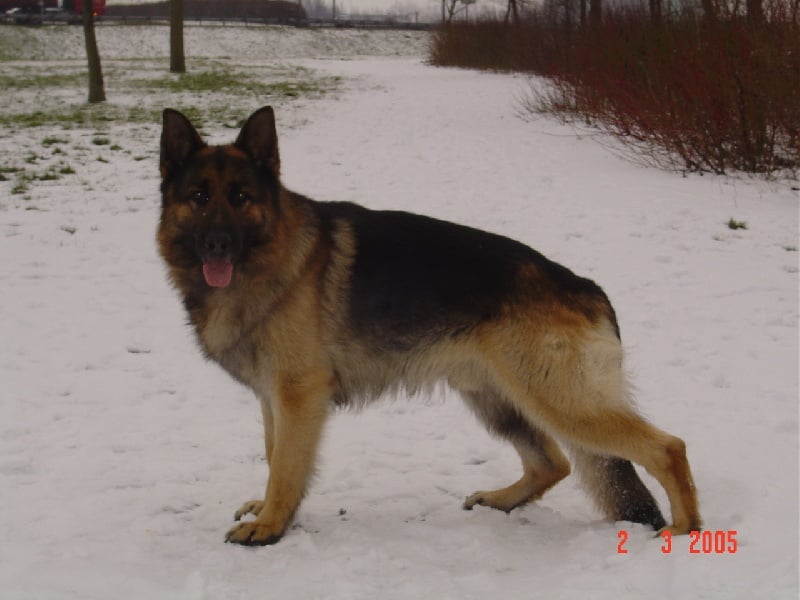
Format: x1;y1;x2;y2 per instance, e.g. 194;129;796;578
71;0;106;15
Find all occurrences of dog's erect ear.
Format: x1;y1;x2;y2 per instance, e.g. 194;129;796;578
235;106;280;176
160;109;206;180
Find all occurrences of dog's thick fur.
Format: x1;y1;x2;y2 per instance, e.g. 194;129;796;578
157;106;701;546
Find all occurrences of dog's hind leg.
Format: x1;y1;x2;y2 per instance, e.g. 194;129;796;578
557;412;700;534
460;389;570;513
570;449;666;531
491;324;701;533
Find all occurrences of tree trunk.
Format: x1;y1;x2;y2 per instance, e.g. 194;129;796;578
565;0;573;33
649;0;662;23
700;0;718;21
170;0;186;73
589;0;601;26
445;0;458;23
82;3;105;103
505;0;520;25
746;0;764;24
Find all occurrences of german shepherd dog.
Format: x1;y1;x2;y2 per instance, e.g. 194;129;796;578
158;106;701;546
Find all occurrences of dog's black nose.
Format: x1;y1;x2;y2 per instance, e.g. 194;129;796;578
203;232;232;257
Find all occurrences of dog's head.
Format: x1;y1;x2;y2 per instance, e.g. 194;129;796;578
158;107;281;293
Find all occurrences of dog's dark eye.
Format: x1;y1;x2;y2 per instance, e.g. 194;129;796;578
190;190;209;206
231;191;249;207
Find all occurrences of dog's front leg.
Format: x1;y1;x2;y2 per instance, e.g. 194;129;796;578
226;370;332;546
232;395;275;522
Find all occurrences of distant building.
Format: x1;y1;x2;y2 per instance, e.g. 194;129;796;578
0;0;105;14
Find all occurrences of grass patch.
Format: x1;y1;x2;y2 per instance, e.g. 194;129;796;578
0;72;85;91
36;171;60;182
42;135;69;146
0;165;21;182
4;162;77;194
135;69;309;96
11;175;31;195
0;106;125;130
0;62;341;131
127;66;340;101
0;53;343;199
727;218;748;231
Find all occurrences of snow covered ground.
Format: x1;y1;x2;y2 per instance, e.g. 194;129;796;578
0;24;797;600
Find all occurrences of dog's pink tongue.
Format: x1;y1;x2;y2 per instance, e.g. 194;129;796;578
202;259;233;288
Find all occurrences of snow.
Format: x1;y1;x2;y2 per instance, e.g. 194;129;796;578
1;24;798;600
0;22;430;60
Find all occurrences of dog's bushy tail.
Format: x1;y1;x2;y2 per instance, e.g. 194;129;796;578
572;449;667;530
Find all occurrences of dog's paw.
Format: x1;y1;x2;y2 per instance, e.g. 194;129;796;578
234;499;265;521
656;523;702;537
463;492;485;510
463;490;518;514
225;520;284;546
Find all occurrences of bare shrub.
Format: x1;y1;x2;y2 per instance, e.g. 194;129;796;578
430;4;800;177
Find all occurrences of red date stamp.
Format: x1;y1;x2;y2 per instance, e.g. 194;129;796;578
617;529;738;555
